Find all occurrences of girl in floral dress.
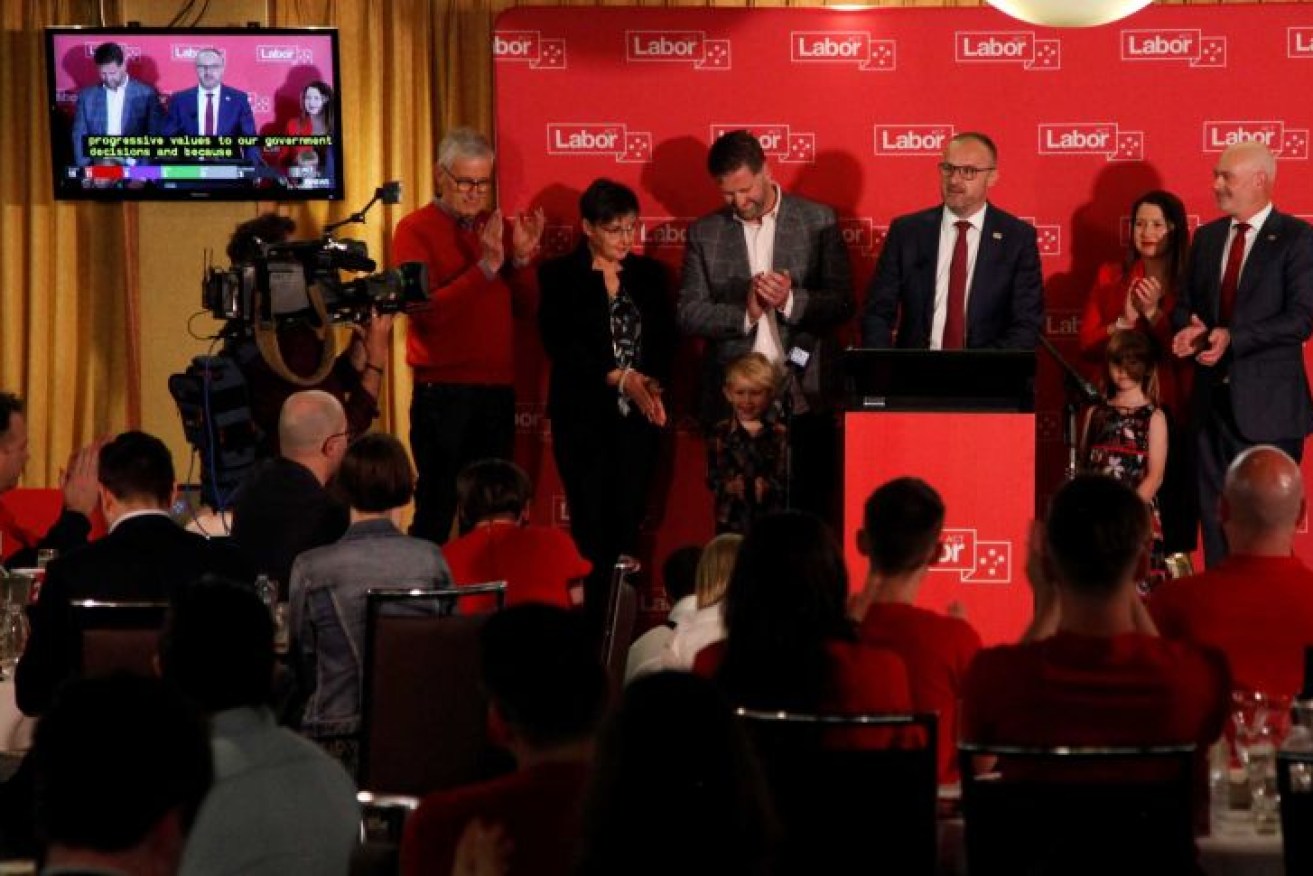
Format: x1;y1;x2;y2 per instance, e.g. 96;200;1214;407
1080;329;1169;592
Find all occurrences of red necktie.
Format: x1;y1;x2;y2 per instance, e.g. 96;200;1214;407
204;93;216;136
1218;222;1250;326
942;220;971;349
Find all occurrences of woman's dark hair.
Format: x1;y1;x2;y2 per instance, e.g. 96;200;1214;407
716;511;854;712
579;178;640;225
1125;189;1189;290
300;80;335;131
455;458;532;532
575;672;777;876
335;433;414;513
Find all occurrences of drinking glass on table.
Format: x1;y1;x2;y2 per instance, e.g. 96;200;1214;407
0;605;28;681
1232;690;1291;832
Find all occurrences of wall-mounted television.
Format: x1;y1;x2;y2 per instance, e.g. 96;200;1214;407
46;26;344;201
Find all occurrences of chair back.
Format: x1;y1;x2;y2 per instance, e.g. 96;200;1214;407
1279;749;1313;874
599;558;639;689
958;742;1197;876
737;709;939;876
69;600;169;679
357;586;507;796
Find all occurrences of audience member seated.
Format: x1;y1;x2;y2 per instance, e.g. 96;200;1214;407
1151;445;1313;696
16;431;253;717
162;579;359;876
659;534;738;672
961;475;1229;760
401;604;606;876
289;432;452;778
442;459;591;611
32;674;213;876
231;390;351;591
849;477;982;783
0;391;99;569
573;672;777;876
624;544;701;682
696;511;912;721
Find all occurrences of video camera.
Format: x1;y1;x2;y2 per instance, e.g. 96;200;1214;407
202;236;427;325
201;180;428;326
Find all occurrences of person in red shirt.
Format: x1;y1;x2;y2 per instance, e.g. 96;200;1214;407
400;604;606;876
0;392;100;569
850;477;981;782
698;510;911;719
1151;445;1313;697
962;475;1228;755
392;127;545;544
443;458;591;612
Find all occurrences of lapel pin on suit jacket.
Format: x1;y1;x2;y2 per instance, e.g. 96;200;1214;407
991;231;1003;240
1267;234;1277;241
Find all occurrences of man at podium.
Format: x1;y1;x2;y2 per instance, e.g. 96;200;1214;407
860;132;1044;350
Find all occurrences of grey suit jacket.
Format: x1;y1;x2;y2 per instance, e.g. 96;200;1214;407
70;79;164;166
1173;208;1313;441
677;192;854;423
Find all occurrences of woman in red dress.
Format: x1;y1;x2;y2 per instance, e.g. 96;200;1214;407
1078;189;1196;555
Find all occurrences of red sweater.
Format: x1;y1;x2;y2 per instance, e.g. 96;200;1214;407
392;202;537;385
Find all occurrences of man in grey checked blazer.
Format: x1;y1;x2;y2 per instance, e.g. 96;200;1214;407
678;130;855;522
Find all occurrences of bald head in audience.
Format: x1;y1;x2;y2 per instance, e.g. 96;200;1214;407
1220;445;1305;556
278;390;348;486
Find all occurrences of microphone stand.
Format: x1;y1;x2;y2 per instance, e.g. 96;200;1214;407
1036;334;1102;481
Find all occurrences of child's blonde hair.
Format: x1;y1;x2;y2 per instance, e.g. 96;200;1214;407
723;352;781;395
695;533;742;609
1105;329;1160;404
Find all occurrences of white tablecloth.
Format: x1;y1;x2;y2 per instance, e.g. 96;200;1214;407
0;680;33;752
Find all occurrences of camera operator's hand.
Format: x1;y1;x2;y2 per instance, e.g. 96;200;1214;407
349;309;394;399
480;209;506;275
511;207;546;266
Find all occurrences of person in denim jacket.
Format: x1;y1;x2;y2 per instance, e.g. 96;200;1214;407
289;433;451;776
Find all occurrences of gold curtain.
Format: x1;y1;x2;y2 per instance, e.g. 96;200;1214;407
1;1;134;488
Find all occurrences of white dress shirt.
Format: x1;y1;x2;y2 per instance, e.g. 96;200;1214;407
1219;202;1273;285
104;78;128;136
738;184;795;364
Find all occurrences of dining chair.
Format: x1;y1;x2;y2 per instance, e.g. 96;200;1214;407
356;584;509;798
69;599;170;679
958;742;1198;876
736;709;939;876
599;557;639;692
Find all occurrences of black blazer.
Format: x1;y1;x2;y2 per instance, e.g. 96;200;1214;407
231;457;349;586
15;514;253;716
862;204;1044;350
538;244;676;431
1173;208;1313;441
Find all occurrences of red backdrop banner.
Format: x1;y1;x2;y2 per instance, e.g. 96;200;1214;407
493;5;1313;607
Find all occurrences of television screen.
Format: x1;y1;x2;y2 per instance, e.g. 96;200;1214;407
46;26;344;201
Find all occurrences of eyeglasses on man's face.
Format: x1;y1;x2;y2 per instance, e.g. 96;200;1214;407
443;167;493;193
937;162;995;181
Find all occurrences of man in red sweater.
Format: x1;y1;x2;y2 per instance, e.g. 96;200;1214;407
850;477;981;783
392;127;545;543
1151;445;1313;696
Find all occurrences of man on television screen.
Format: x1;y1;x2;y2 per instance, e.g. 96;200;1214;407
162;47;259;162
70;41;164;167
